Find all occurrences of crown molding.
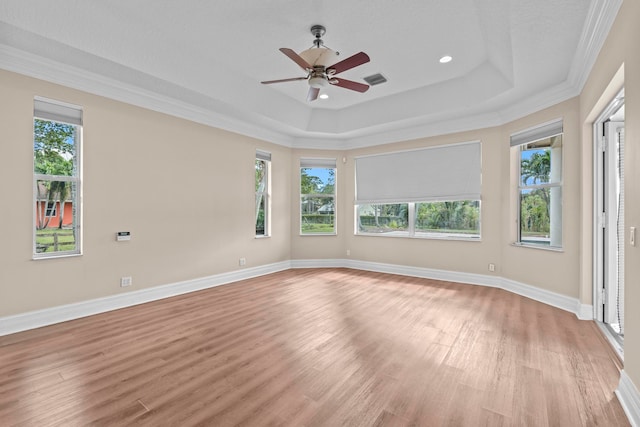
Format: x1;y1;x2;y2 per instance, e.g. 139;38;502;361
568;0;623;92
0;43;296;148
0;0;621;151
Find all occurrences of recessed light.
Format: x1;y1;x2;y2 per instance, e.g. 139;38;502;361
439;55;453;64
319;94;329;99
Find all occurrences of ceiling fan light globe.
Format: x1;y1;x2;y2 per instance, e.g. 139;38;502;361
300;47;338;67
309;76;328;88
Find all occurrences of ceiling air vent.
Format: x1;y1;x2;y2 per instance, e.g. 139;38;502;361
363;73;387;86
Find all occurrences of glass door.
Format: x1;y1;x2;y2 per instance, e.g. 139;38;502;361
594;89;625;352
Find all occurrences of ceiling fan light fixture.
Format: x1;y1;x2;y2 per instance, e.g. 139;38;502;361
309;76;328;88
300;47;339;67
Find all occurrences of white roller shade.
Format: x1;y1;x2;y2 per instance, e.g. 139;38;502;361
510;119;562;147
34;97;83;126
256;150;271;161
300;158;336;168
355;141;481;204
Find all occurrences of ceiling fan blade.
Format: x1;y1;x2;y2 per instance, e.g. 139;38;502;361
261;77;307;84
307;87;320;102
326;52;370;75
280;48;312;70
331;78;369;93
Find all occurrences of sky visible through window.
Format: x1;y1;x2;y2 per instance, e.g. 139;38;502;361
306;167;332;189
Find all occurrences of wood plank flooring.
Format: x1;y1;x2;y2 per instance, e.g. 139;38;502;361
0;268;630;426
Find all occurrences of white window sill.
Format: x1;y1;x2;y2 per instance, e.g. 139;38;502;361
356;232;481;242
33;252;82;260
511;242;564;252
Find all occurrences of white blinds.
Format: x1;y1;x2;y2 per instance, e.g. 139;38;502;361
510;119;563;147
355;141;481;204
256;150;271;161
34;97;83;126
300;158;336;168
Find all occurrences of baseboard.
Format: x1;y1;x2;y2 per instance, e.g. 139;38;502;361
345;260;586;319
290;259;348;269
0;258;590;336
617;371;640;427
346;259;503;288
501;277;593;319
576;302;594;320
0;261;290;337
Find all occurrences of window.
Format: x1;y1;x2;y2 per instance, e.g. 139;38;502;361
33;98;82;257
255;150;271;237
44;201;58;218
300;158;336;235
355;142;481;239
511;120;563;248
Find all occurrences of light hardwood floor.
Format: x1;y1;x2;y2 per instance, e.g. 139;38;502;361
0;268;629;426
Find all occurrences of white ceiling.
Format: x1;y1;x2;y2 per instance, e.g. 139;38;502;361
0;0;621;149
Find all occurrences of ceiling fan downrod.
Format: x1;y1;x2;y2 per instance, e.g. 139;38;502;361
310;25;326;48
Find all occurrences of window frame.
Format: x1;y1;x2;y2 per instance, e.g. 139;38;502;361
33;98;83;259
255;150;271;238
355;200;481;240
511;120;563;249
300;158;337;236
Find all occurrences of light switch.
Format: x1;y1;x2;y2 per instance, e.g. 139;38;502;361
631;227;636;247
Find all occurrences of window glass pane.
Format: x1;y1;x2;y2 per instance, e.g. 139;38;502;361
256;197;266;236
357;204;408;234
301;167;334;195
415;201;480;238
519;135;562;185
34;119;77;175
255;159;267;192
35;180;78;254
520;187;562;246
301;195;334;234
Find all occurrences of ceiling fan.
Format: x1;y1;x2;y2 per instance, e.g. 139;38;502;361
261;25;371;102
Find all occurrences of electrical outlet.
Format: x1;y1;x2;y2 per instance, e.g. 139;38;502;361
239;257;246;266
120;276;132;287
488;263;496;272
346;249;351;256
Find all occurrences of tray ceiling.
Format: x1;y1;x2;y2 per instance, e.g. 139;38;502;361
0;0;621;148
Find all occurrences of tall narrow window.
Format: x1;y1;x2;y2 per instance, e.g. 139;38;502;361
255;150;271;237
33;98;82;257
300;158;336;235
511;120;563;248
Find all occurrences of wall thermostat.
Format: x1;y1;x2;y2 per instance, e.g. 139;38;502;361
116;231;131;241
